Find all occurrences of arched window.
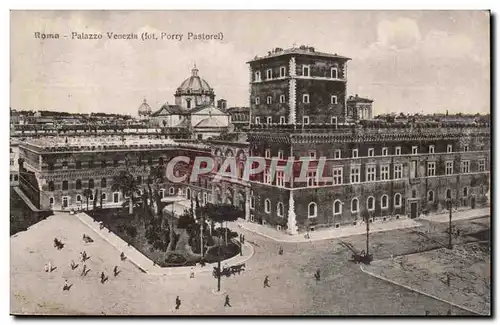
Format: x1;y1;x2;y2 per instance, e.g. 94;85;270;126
101;193;107;201
169;187;174;195
308;202;317;218
412;190;417;198
446;188;451;200
49;197;54;205
333;200;342;215
62;180;69;191
265;199;271;213
351;198;359;213
277;202;284;217
394;193;402;207
428;190;434;202
88;179;94;189
367;196;375;211
463;187;468;198
48;181;55;192
76;179;82;190
76;195;81;202
381;195;388;209
160;189;165;198
101;178;107;188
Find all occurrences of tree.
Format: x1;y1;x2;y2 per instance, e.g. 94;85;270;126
82;188;92;211
112;170;140;215
197;203;243;246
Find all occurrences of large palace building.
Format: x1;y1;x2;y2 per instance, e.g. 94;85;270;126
13;45;491;236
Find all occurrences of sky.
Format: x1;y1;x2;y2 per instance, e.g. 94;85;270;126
10;10;490;116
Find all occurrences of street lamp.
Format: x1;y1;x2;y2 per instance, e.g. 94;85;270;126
446;198;453;249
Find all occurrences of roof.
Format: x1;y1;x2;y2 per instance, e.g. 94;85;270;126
195;116;226;128
176;65;213;94
347;95;373;103
248;46;351;63
151;104;186;117
189;104;227;115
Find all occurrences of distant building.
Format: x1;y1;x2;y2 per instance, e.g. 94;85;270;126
217;99;227;111
346;94;373;121
138;99;152;120
10;140;20;186
226;107;250;130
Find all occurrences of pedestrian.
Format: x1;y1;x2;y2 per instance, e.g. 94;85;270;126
175;296;181;310
113;266;119;277
81;264;87;276
224;295;231;307
425;310;430;316
44;264;49;272
446;274;450;287
447;309;452;316
70;260;78;270
278;246;283;255
315;269;321;281
63;279;69;291
100;271;106;283
190;267;195;278
264;275;270;288
48;261;53;272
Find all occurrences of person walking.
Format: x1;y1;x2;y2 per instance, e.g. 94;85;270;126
224;295;232;307
63;279;69;291
263;275;271;288
190;267;195;279
315;269;321;281
81;264;88;276
113;266;119;277
278;246;283;255
44;264;49;272
175;296;181;310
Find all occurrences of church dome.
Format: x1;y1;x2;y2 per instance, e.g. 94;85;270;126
176;65;213;95
138;99;152;116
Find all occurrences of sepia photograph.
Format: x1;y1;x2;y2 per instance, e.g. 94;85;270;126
9;10;491;316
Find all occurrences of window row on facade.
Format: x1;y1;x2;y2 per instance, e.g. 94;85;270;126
254;94;338;105
254;115;338;125
46;156;167;171
254;66;340;82
259;159;487;187
262;143;481;160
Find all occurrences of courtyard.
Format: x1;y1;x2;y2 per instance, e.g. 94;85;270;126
10;211;490;315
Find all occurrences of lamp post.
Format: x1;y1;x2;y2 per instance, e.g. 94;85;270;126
365;212;370;256
447;199;453;249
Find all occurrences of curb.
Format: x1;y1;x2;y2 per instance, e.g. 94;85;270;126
237;221;420;244
359;264;488;316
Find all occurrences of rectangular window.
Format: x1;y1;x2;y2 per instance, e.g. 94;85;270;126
464;144;469;152
382;148;388;156
478;159;486;172
303;116;310;125
267;96;272;104
267;116;272;124
278;150;284;160
307;171;317;187
266;69;273;80
255;97;260;105
461;160;470;173
352;149;359;158
332;167;343;185
412;146;418;155
331;95;337;104
334;150;341;159
308;150;316;159
265;149;271;159
303;94;310;103
394;164;403;179
280;66;286;77
280;94;285;103
446;161;453;175
331;116;337;126
350;166;360;184
255;117;260;124
395;147;401;156
447;144;453;153
429;145;435;154
279;116;286;124
303;65;310;77
366;165;376;182
380;165;390;180
264;169;272;184
250;196;255;209
276;171;284;187
427;162;436;176
255;71;261;82
331;67;338;79
368;148;375;157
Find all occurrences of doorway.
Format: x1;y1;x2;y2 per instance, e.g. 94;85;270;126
471;196;476;209
410;202;418;219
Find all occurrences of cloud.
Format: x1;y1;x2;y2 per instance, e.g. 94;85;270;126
375;18;421;51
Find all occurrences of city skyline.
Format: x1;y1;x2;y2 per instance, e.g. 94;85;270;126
10;11;490;116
